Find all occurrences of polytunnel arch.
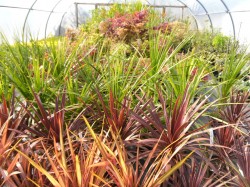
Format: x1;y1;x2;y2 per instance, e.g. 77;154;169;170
22;0;72;40
175;0;199;29
0;0;250;48
220;0;235;39
22;0;39;35
0;1;215;40
177;0;247;41
44;0;65;38
195;0;213;32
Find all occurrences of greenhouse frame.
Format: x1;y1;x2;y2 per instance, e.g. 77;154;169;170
0;1;250;187
0;0;250;47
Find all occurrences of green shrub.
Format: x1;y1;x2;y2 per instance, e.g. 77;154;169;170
212;33;230;52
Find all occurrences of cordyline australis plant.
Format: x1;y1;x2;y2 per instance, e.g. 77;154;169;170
83;116;194;187
232;137;250;186
0;94;42;187
0;88;194;186
14;127;109;187
18;91;66;142
131;82;215;153
95;90;144;141
213;91;250;150
1;87;250;186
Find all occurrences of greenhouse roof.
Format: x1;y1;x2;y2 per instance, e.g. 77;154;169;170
0;0;250;48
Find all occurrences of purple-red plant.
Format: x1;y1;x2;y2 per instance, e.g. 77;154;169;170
95;90;144;142
84;117;193;187
213;91;250;149
131;83;211;153
153;22;170;33
0;95;42;187
166;152;239;187
221;91;250;130
232;138;250;186
0;95;24;164
99;10;148;42
19;92;66;142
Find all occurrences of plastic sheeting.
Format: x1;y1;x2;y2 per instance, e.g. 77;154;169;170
0;0;250;48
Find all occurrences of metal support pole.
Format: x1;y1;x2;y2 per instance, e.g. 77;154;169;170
162;7;166;19
59;12;67;35
182;7;184;20
220;0;236;39
75;3;78;28
45;0;64;38
23;0;38;41
176;0;199;30
196;0;213;33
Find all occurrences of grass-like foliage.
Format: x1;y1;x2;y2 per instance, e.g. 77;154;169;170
0;2;250;186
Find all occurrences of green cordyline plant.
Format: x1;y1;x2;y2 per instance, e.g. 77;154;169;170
0;74;13;103
148;31;193;78
41;34;97;106
0;36;49;100
216;47;250;100
143;24;194;101
92;45;148;103
162;54;210;102
0;34;93;106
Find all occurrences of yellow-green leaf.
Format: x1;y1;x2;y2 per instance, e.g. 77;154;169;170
14;148;61;187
